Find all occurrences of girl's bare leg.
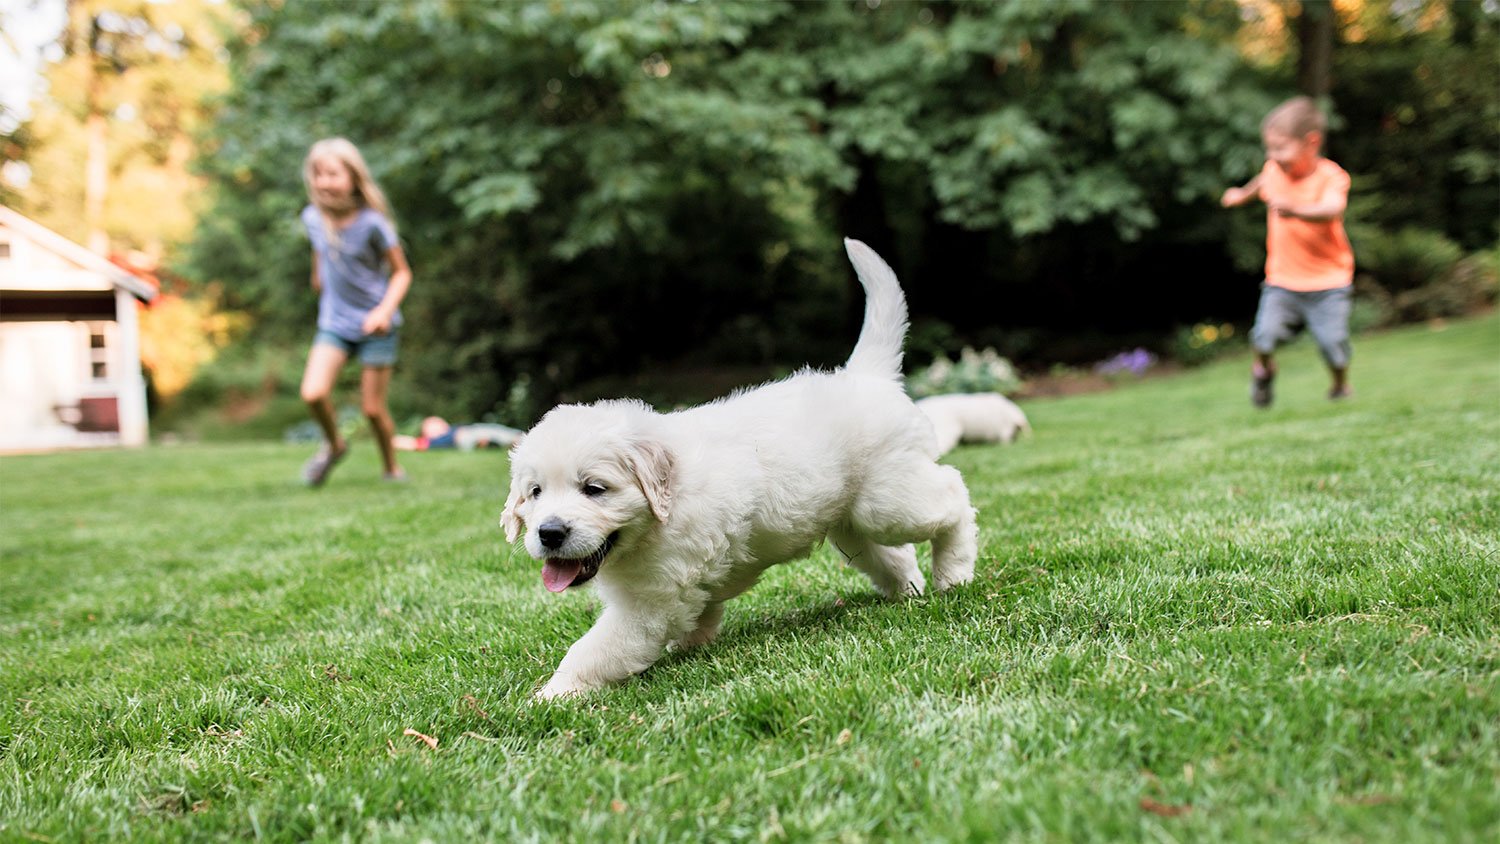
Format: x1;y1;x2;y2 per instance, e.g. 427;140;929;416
361;365;401;475
301;343;349;452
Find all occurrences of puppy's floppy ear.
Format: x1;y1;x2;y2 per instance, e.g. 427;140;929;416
627;439;674;523
500;436;527;542
501;481;525;543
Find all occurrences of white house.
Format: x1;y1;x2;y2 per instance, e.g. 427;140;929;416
0;205;157;451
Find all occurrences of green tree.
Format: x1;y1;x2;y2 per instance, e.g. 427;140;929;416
187;1;853;419
1332;0;1499;251
187;0;1290;422
16;0;230;259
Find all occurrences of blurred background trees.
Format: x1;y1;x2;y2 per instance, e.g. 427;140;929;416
7;0;1496;433
12;0;229;258
1;0;239;415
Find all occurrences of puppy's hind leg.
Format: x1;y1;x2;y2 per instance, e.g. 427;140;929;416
828;526;925;598
853;461;978;592
929;477;979;591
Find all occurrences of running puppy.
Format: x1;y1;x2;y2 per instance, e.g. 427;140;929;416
502;239;980;699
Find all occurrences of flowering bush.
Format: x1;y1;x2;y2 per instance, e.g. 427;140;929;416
138;290;249;402
1093;347;1158;379
1171;322;1243;367
906;347;1023;398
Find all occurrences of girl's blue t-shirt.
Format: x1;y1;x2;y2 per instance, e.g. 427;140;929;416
300;205;401;341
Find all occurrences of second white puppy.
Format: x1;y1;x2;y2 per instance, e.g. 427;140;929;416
502;239;980;699
916;393;1031;456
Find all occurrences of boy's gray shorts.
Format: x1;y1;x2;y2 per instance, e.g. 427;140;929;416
1250;284;1352;369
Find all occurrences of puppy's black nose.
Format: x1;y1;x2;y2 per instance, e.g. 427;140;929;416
537;520;570;550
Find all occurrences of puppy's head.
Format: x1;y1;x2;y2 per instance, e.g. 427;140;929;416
502;400;673;592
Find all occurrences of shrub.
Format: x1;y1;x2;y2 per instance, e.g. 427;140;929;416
1354;228;1499;324
138;289;249;404
906;347;1023;398
906;318;962;371
155;342;305;436
1170;322;1244;368
1391;251;1500;322
1355;227;1464;295
1348;293;1392;334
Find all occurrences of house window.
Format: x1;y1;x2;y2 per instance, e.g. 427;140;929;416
87;322;110;382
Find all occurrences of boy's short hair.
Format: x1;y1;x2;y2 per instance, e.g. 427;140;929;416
1262;96;1326;138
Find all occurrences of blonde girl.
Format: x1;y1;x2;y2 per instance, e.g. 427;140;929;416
297;138;413;486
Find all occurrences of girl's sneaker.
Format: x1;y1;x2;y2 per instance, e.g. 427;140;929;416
302;444;347;487
1328;385;1353;400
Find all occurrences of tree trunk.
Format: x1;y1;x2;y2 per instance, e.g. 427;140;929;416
85;110;108;255
1297;0;1334;99
84;12;109;255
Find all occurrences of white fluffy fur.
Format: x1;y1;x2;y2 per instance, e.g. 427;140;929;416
502;239;979;699
915;393;1031;456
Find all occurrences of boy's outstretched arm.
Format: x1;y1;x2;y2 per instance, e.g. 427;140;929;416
1220;174;1262;208
1268;193;1346;222
1269;169;1350;222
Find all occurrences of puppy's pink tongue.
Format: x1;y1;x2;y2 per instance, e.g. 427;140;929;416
542;560;581;593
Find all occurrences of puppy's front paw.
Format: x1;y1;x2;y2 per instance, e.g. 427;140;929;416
892;574;926;598
535;674;590;701
933;570;973;592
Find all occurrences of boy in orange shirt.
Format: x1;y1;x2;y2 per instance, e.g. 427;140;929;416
1222;96;1355;407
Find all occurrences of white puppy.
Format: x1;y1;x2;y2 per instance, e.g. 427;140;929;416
502;239;980;700
915;393;1031;456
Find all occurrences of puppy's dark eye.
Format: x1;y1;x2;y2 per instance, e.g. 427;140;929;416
529;484;542;498
582;482;608;497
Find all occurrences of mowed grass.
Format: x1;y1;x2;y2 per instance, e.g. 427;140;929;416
2;314;1497;843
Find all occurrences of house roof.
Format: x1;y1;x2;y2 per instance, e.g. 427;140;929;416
0;204;158;302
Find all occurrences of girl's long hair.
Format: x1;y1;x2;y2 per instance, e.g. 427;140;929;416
302;137;396;247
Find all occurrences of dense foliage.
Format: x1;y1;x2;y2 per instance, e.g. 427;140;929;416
9;0;229;254
179;0;1496;424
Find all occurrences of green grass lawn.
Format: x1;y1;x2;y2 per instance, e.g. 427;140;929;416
3;314;1497;842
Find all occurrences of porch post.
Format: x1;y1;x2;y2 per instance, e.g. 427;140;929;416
114;287;149;447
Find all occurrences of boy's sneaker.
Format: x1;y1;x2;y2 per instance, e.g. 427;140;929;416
1328;385;1353;401
1251;373;1275;408
302;444;347;487
382;469;409;483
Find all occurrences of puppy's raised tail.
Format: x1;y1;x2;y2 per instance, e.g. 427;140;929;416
842;238;909;380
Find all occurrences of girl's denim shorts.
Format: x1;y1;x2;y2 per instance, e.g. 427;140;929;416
313;329;400;367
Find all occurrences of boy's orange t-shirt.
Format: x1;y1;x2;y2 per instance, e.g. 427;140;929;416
1258;158;1354;291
